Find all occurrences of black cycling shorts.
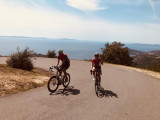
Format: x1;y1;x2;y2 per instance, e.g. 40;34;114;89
61;62;70;70
94;66;101;71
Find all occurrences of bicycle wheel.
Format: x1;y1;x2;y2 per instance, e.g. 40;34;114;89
47;76;59;93
95;78;98;93
95;77;100;93
63;73;70;88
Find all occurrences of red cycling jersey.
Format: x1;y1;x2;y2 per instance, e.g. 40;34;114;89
92;58;102;67
58;54;69;62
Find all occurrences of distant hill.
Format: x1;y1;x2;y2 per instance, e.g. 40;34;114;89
133;53;160;68
125;43;160;52
146;50;160;56
128;49;145;56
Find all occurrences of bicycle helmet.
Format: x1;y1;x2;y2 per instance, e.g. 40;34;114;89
58;49;63;54
94;52;99;56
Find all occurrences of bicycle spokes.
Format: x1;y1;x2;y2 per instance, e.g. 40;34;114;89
47;76;59;93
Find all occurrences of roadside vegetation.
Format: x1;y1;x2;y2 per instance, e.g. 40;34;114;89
1;47;54;96
101;41;160;72
6;47;35;71
146;64;160;72
47;49;57;58
34;53;46;57
6;47;57;71
0;64;51;96
133;54;160;72
33;50;57;58
101;41;133;66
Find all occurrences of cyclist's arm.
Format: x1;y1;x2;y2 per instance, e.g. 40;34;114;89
91;63;93;70
91;60;94;70
57;59;60;66
100;58;103;65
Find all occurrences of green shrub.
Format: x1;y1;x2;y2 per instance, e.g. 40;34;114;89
6;47;35;71
101;41;133;66
47;50;56;58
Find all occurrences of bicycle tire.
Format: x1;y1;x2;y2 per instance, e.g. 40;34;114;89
95;77;100;94
63;73;70;88
47;76;59;93
95;78;98;93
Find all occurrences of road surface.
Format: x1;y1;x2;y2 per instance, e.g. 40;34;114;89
0;57;160;120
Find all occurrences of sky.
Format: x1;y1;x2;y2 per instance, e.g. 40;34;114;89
0;0;160;44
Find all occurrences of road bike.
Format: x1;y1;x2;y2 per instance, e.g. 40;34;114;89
90;69;101;94
47;66;70;93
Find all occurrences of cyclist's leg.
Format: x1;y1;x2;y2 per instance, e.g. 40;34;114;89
59;66;63;76
92;67;96;78
62;68;67;77
98;72;101;84
62;62;70;77
99;66;102;81
93;71;95;78
97;66;101;86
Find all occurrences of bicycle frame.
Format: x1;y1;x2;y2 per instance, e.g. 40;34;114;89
49;66;60;77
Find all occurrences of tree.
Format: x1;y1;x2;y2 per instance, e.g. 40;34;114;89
101;41;133;66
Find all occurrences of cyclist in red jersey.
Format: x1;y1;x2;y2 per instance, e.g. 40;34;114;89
56;49;70;78
91;52;103;83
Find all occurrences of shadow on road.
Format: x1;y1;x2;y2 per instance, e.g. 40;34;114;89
50;86;80;96
96;87;118;98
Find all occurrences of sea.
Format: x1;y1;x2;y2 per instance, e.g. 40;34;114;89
0;36;160;60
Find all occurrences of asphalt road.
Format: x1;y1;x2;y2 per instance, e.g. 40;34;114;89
0;57;160;120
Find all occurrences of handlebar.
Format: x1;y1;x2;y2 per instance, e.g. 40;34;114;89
49;66;54;72
90;70;92;75
90;69;100;75
49;66;61;72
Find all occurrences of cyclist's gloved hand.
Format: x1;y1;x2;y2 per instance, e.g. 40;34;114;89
90;70;92;75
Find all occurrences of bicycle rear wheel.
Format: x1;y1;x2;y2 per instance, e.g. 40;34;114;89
47;76;59;93
63;73;70;88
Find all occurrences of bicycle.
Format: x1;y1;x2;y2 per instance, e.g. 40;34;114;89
90;69;101;94
47;66;70;93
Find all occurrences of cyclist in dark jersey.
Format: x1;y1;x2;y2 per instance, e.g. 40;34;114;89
56;49;70;78
91;52;103;83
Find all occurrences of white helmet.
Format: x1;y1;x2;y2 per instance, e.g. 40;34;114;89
58;49;63;53
94;52;99;56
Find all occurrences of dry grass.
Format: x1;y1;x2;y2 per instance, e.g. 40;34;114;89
0;64;52;96
116;64;160;80
103;62;160;80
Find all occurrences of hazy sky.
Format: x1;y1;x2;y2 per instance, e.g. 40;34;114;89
0;0;160;44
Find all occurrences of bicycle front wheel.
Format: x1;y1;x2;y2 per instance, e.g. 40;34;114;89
63;73;70;88
95;78;100;93
47;76;59;93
